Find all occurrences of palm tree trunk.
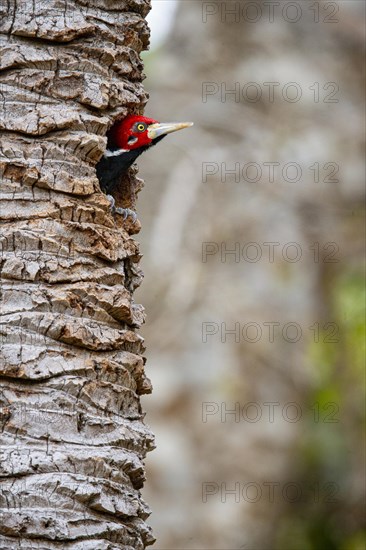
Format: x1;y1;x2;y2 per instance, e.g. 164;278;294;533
0;1;155;548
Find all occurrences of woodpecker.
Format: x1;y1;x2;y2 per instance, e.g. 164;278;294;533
96;114;193;218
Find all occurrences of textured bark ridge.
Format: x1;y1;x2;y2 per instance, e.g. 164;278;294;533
0;1;155;548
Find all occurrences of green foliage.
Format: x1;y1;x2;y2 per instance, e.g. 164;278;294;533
275;271;365;549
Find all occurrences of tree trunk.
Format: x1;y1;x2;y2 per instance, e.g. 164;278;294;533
0;1;155;548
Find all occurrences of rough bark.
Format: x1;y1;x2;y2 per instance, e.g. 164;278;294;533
0;1;155;548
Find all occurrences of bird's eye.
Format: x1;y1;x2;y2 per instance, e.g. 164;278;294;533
137;123;146;132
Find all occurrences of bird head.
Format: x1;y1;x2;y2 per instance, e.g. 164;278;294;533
108;114;194;151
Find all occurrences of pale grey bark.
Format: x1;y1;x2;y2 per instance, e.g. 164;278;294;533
0;1;155;548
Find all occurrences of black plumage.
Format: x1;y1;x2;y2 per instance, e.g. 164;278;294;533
96;135;166;195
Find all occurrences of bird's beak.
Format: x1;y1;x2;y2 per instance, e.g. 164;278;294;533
147;121;194;140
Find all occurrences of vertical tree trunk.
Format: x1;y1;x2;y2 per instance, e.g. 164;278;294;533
0;1;155;548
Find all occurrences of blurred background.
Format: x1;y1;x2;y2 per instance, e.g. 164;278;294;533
136;1;365;548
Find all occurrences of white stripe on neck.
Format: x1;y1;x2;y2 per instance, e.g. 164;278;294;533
104;148;129;158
